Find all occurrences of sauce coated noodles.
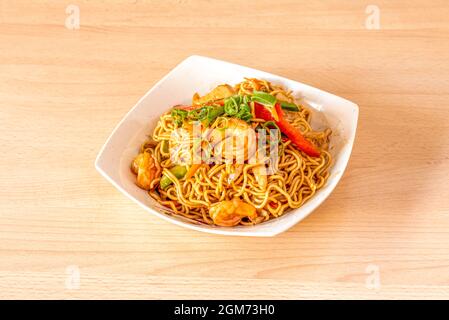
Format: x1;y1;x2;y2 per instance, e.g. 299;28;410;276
131;78;332;226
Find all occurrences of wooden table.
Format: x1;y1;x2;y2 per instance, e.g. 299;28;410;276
1;0;449;300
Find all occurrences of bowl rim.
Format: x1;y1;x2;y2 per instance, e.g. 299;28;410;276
95;55;359;237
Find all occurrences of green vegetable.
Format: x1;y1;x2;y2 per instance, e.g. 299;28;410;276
251;91;276;107
280;101;300;112
187;105;224;125
223;95;252;122
205;106;225;124
263;120;279;130
236;103;252;121
223;96;239;115
171;109;188;127
161;140;169;153
160;165;188;190
186;108;202;121
262;121;281;140
172;95;254;128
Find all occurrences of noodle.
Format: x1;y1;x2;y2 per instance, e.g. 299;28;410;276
133;78;332;226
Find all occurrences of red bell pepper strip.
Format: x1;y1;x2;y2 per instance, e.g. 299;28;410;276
254;102;320;157
254;102;275;120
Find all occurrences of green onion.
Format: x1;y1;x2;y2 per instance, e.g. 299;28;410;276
224;96;240;115
223;95;253;122
177;95;254;127
171;108;188;127
263;121;278;129
186;105;224;125
187;108;203;121
251;91;276;107
262;121;281;140
236;103;251;120
205;106;225;125
280;101;300;112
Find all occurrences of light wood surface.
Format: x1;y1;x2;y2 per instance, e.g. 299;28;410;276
1;0;449;300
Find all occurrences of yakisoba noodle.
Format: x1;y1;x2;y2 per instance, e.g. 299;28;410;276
131;78;332;226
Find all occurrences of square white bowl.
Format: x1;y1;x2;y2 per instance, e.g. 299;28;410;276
95;55;358;237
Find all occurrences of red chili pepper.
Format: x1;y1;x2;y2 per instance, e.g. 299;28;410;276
254;102;320;157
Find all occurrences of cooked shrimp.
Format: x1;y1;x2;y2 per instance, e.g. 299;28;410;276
209;198;258;227
131;152;161;190
208;118;256;163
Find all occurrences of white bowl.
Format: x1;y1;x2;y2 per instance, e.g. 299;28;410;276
95;55;358;237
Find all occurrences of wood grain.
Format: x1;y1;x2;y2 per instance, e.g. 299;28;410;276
1;0;449;299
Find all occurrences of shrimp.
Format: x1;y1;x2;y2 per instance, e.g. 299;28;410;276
209;198;258;227
208;118;256;163
131;152;161;190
